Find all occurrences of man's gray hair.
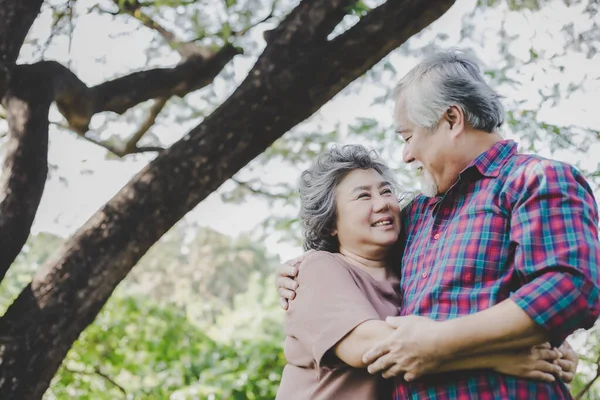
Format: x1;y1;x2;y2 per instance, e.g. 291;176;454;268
299;144;398;252
395;49;504;133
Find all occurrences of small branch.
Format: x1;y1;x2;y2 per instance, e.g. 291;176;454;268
64;366;127;397
123;97;168;153
50;121;165;157
112;0;212;59
89;3;120;16
78;131;164;158
231;178;291;200
234;0;278;37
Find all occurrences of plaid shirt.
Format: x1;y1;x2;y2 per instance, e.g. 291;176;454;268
395;140;600;400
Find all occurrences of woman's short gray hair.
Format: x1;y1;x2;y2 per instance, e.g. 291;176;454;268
299;144;398;252
395;49;504;133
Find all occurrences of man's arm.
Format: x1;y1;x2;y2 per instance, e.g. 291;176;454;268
337;318;576;384
364;161;600;380
436;298;549;356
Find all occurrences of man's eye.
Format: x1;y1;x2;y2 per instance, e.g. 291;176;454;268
381;188;393;195
405;136;412;143
357;193;370;199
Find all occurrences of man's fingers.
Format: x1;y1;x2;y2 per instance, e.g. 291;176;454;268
560;371;575;383
404;371;417;382
276;263;298;278
537;348;561;360
534;342;552;350
556;359;576;374
535;360;562;375
278;287;296;300
381;364;404;380
366;352;393;374
363;345;389;366
527;371;556;383
385;316;403;328
279;298;289;311
276;275;299;291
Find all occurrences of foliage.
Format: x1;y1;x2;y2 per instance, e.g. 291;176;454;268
1;232;285;400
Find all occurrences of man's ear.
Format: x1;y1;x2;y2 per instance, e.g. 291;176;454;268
445;105;464;133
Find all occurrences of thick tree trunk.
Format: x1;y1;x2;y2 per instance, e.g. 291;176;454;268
0;0;44;98
0;0;455;398
0;63;55;282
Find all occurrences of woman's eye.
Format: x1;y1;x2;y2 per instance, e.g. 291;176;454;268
405;136;412;143
357;193;370;199
381;188;393;195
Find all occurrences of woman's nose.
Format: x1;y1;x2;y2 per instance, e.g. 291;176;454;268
373;195;389;211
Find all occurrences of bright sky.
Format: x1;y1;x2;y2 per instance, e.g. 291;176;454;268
9;0;600;262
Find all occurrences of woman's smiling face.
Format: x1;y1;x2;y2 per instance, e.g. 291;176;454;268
332;168;401;255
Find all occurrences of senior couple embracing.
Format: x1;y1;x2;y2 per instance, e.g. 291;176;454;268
272;50;600;400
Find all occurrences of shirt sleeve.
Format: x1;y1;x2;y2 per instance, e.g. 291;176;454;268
508;160;600;344
285;251;381;368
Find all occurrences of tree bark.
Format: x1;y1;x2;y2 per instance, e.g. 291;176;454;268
0;0;44;99
0;63;56;282
0;0;455;398
0;46;240;283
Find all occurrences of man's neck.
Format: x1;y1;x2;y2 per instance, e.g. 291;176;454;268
437;130;504;194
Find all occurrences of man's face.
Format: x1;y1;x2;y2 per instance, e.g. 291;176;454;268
394;101;449;197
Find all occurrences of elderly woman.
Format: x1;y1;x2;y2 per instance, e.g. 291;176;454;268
276;145;577;400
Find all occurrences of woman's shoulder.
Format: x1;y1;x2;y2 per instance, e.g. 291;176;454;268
298;251;349;276
301;250;346;267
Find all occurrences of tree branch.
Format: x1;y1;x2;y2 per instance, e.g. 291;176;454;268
230;178;291;200
64;366;127;397
263;0;356;45
0;1;456;397
234;0;279;37
123;97;168;153
0;63;55;282
112;0;214;59
42;43;240;135
50;121;165;157
0;0;45;99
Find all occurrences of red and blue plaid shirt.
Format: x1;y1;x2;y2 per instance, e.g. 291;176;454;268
396;140;600;399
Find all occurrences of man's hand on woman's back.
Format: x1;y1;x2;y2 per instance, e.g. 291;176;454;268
275;250;314;310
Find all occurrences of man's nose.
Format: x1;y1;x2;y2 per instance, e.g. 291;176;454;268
402;145;414;164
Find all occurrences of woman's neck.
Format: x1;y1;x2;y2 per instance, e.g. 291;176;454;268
338;246;390;281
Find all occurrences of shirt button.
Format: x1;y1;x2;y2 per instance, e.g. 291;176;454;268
433;233;440;240
421;272;428;279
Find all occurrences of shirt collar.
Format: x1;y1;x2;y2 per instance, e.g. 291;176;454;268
460;139;518;180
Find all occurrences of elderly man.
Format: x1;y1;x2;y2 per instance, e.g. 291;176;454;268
276;50;600;399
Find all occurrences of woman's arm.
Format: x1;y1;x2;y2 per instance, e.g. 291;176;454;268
334;320;395;368
420;343;578;383
431;345;561;382
335;320;578;383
